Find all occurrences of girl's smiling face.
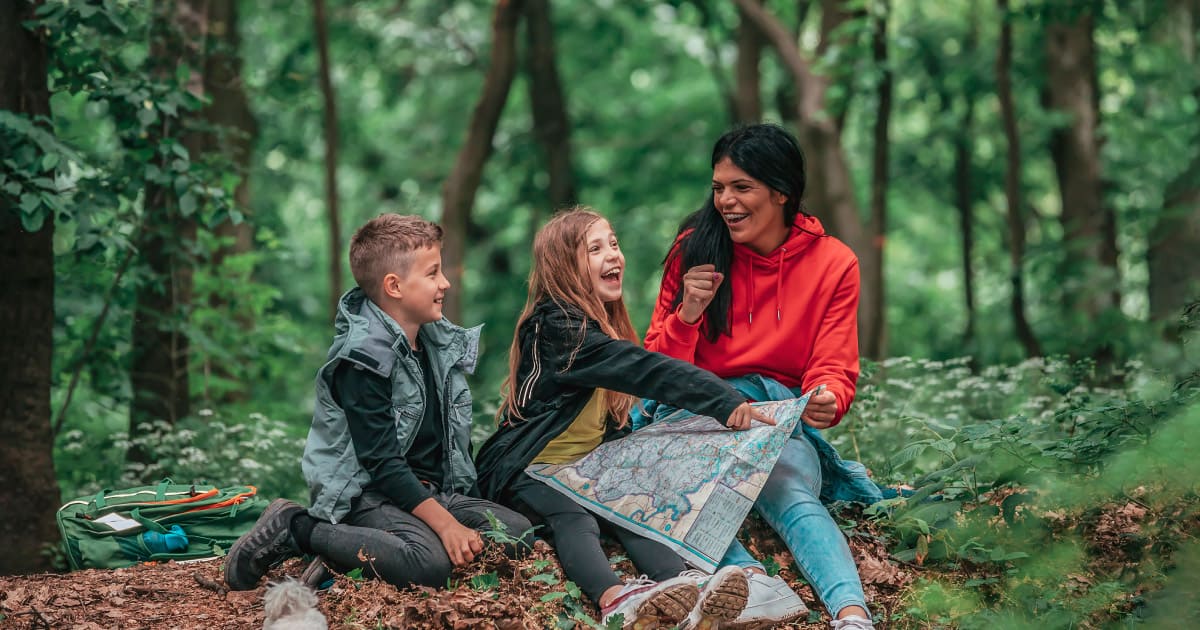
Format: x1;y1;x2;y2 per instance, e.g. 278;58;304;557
712;157;790;256
583;219;624;303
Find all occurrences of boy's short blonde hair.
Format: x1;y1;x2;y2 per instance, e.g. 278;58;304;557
349;214;444;302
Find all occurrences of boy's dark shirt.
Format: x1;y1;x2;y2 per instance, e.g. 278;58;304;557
333;345;446;512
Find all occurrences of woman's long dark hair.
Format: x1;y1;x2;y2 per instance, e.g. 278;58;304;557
667;123;808;342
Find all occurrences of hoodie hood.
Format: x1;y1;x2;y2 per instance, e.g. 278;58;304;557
733;214;828;325
735;213;827;264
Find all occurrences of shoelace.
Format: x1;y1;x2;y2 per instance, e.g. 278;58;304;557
677;569;710;586
603;575;657;616
617;574;654;593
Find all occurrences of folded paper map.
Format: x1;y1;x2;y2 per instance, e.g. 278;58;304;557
526;396;809;571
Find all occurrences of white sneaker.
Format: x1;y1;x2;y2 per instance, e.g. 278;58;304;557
725;571;808;629
679;566;750;629
831;615;875;630
601;575;700;630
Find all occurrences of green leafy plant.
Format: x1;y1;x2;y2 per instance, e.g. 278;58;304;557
469;571;500;591
56;408;308;501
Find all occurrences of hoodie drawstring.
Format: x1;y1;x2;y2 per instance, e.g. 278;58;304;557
776;247;786;322
744;247;787;328
745;258;753;326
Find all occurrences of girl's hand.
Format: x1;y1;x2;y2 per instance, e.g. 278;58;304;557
801;390;838;429
726;402;776;430
679;264;724;325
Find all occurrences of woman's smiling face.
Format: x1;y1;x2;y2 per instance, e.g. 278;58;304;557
711;157;790;256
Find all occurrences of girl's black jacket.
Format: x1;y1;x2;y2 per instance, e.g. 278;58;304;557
475;299;747;504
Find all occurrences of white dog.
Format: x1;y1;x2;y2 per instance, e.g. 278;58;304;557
262;578;328;630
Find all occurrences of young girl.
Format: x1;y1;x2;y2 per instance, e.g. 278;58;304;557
475;208;776;630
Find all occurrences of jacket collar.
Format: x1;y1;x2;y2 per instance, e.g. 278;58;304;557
335;288;481;375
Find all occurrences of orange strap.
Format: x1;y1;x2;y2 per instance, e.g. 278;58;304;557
152;488;220;505
182;486;259;514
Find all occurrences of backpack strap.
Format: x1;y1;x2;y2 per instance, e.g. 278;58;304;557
154;479;172;502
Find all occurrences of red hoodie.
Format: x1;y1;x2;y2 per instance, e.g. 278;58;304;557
644;214;861;425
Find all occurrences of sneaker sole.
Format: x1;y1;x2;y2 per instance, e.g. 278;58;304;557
223;498;295;590
300;555;334;590
625;583;700;630
691;569;750;629
723;607;808;630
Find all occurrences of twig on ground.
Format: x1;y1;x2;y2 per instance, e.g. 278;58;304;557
18;605;53;630
194;571;229;595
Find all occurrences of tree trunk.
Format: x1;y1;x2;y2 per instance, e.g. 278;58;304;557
129;0;209;449
817;0;858;132
206;0;257;260
734;0;764;123
440;0;522;324
0;0;61;575
996;0;1042;357
1044;7;1118;320
313;0;342;322
919;5;980;347
773;1;811;128
732;0;875;355
523;0;576;211
863;0;891;359
955;7;980;346
1148;0;1200;329
954;95;978;345
203;0;258;403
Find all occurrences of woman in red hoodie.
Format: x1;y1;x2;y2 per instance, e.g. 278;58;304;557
644;124;874;630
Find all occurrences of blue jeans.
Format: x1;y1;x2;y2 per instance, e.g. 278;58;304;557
720;434;868;617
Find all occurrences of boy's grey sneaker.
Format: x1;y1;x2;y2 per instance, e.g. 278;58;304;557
680;566;750;629
726;571;808;629
300;555;335;590
224;498;304;590
831;615;876;630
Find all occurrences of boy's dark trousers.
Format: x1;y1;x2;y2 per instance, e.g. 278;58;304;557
308;489;532;588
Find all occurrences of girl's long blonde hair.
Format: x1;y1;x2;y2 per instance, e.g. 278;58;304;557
498;207;639;427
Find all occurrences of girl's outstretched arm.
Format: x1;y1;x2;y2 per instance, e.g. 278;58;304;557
543;306;744;425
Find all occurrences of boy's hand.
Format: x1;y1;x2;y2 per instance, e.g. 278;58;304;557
801;390;838;429
436;521;485;567
725;402;775;430
412;497;484;566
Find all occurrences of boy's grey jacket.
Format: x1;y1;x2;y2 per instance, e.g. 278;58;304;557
303;288;481;523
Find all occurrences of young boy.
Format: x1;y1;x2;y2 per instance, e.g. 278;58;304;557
224;214;532;591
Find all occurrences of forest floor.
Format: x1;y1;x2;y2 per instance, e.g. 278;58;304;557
0;514;914;629
1;498;1169;629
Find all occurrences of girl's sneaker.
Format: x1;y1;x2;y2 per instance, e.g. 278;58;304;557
679;566;750;629
601;575;700;629
726;571;808;629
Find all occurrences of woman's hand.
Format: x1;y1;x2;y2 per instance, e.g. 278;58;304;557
678;264;724;325
726;402;776;430
801;390;838;429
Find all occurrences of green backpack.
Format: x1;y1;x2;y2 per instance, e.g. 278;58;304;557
56;480;271;570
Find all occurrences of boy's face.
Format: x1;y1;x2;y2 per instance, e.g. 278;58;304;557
383;244;450;326
584;219;624;304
